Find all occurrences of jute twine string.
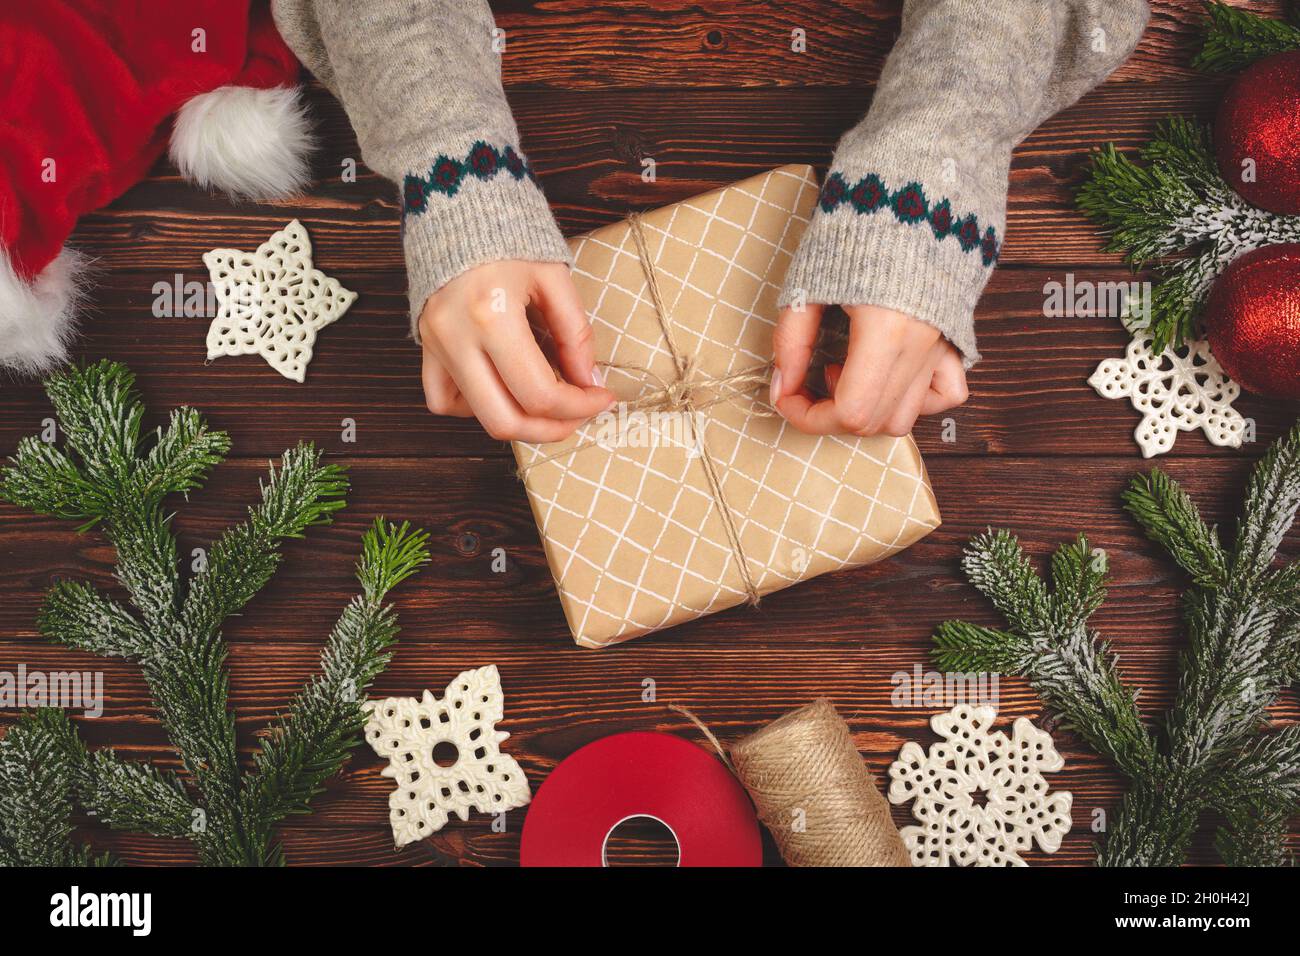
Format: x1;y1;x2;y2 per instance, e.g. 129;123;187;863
513;356;773;478
671;700;911;867
516;213;772;605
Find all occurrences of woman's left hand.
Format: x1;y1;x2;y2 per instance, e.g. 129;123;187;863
769;303;969;437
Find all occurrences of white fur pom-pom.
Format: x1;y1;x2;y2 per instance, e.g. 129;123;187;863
169;85;314;201
0;247;87;376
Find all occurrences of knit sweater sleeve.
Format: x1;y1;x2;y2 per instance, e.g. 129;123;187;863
270;0;571;338
778;0;1149;367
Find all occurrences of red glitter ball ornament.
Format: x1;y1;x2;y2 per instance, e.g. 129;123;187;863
1204;244;1300;399
1215;51;1300;214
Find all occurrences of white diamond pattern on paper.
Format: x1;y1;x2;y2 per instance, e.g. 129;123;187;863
888;704;1073;867
514;167;940;647
203;219;357;382
363;665;530;847
1089;333;1245;458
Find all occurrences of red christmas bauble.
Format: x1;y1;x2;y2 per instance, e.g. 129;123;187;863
1203;244;1300;399
1215;51;1300;215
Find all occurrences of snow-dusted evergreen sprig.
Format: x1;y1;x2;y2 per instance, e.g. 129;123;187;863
1077;117;1300;353
0;361;429;867
1194;0;1300;74
0;711;114;867
933;421;1300;866
937;533;1157;782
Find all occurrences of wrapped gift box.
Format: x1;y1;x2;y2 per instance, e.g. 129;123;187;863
513;165;941;648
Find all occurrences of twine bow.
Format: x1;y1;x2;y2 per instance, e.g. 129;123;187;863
612;354;776;418
517;213;770;605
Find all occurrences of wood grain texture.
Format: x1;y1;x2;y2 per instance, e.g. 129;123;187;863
17;640;1282;867
1;0;1298;867
0;267;1292;460
64;81;1240;269
486;0;1283;90
1;456;1295;648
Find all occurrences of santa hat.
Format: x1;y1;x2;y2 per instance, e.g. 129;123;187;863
0;0;311;374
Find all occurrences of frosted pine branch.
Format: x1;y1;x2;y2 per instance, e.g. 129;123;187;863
182;443;348;638
37;581;147;658
934;422;1300;865
0;362;428;867
77;750;198;840
1194;1;1300;74
242;519;430;856
1078;118;1300;352
0;711;113;867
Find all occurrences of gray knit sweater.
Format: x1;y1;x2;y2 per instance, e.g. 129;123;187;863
271;0;1149;365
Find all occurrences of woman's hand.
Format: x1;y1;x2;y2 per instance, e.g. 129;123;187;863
418;261;616;443
770;304;968;437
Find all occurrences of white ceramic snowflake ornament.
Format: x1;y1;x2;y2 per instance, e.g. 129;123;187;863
203;219;356;382
1089;333;1246;458
888;704;1072;867
363;665;530;847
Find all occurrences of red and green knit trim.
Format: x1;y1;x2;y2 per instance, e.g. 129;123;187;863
819;171;1000;266
402;142;537;216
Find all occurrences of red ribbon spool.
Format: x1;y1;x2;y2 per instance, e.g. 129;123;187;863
519;732;763;867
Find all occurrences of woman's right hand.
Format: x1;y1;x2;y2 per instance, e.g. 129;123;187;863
418;260;616;443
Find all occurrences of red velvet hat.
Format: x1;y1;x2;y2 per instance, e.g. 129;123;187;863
0;0;310;373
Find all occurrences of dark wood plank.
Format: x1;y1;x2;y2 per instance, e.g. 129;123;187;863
56;79;1240;273
2;0;1297;869
484;1;1278;90
2;456;1295;651
0;266;1293;459
14;639;1296;866
86;817;1251;867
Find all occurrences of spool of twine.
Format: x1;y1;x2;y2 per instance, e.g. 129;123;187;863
727;699;911;867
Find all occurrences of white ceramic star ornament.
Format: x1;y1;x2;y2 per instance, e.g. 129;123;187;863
203;219;356;382
1089;332;1246;457
363;665;531;847
888;704;1072;867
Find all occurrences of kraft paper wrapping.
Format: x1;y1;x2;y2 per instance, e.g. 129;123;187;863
513;165;941;648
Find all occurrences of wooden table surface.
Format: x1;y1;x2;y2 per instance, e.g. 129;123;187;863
2;0;1298;866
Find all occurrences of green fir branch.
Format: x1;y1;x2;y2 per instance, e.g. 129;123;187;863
38;581;148;658
959;529;1053;638
42;359;145;486
0;711;113;866
128;636;245;866
1166;591;1280;767
1139;113;1223;189
1033;632;1157;781
139;407;231;503
76;750;198;840
1097;770;1202;868
1194;0;1300;73
0;361;426;867
1262;563;1300;615
1215;723;1300;808
356;517;433;599
933;423;1300;865
108;507;183;627
1048;534;1109;632
1076;118;1300;353
182;444;348;638
1143;264;1209;350
1075;123;1212;267
944;532;1157;781
1234;423;1300;582
0;437;110;526
241;520;430;857
932;621;1032;674
1215;805;1293;867
1123;468;1228;589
